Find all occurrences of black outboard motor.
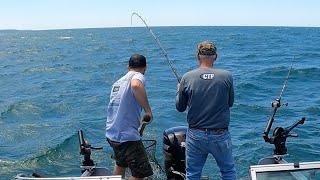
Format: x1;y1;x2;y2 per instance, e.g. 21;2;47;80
163;126;187;180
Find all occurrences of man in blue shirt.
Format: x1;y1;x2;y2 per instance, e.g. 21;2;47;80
176;41;236;180
106;54;153;179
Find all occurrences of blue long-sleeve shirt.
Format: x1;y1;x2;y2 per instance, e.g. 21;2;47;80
176;67;234;129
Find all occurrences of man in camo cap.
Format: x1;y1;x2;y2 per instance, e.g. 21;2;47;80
176;41;236;179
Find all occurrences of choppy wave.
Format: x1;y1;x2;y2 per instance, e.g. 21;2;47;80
0;159;15;166
1;27;320;179
305;106;320;116
0;134;79;178
58;36;72;40
237;82;261;90
258;67;320;81
26;133;78;163
293;67;320;77
0;101;41;120
23;65;72;73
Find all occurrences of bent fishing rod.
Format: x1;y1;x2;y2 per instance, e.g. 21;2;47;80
131;12;181;83
263;64;293;142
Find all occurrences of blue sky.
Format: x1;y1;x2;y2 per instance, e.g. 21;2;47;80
0;0;319;30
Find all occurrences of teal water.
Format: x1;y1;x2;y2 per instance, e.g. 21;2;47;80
0;27;320;179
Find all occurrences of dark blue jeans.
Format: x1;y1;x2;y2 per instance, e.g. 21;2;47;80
186;128;237;180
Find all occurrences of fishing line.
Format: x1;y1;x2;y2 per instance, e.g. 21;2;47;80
131;12;181;83
278;55;297;102
278;62;293;101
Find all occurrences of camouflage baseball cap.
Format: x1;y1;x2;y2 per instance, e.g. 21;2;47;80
197;40;217;56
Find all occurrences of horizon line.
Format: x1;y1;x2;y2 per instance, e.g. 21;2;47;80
1;24;320;31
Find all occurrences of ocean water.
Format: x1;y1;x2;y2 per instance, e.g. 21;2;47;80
0;26;319;179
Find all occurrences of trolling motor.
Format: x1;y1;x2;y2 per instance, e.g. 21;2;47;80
262;65;306;158
78;130;103;173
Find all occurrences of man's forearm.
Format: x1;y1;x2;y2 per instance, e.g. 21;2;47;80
229;81;234;107
176;84;188;112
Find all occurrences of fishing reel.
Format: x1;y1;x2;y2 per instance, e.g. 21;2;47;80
78;130;103;173
269;117;305;156
263;97;306;156
271;98;288;108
